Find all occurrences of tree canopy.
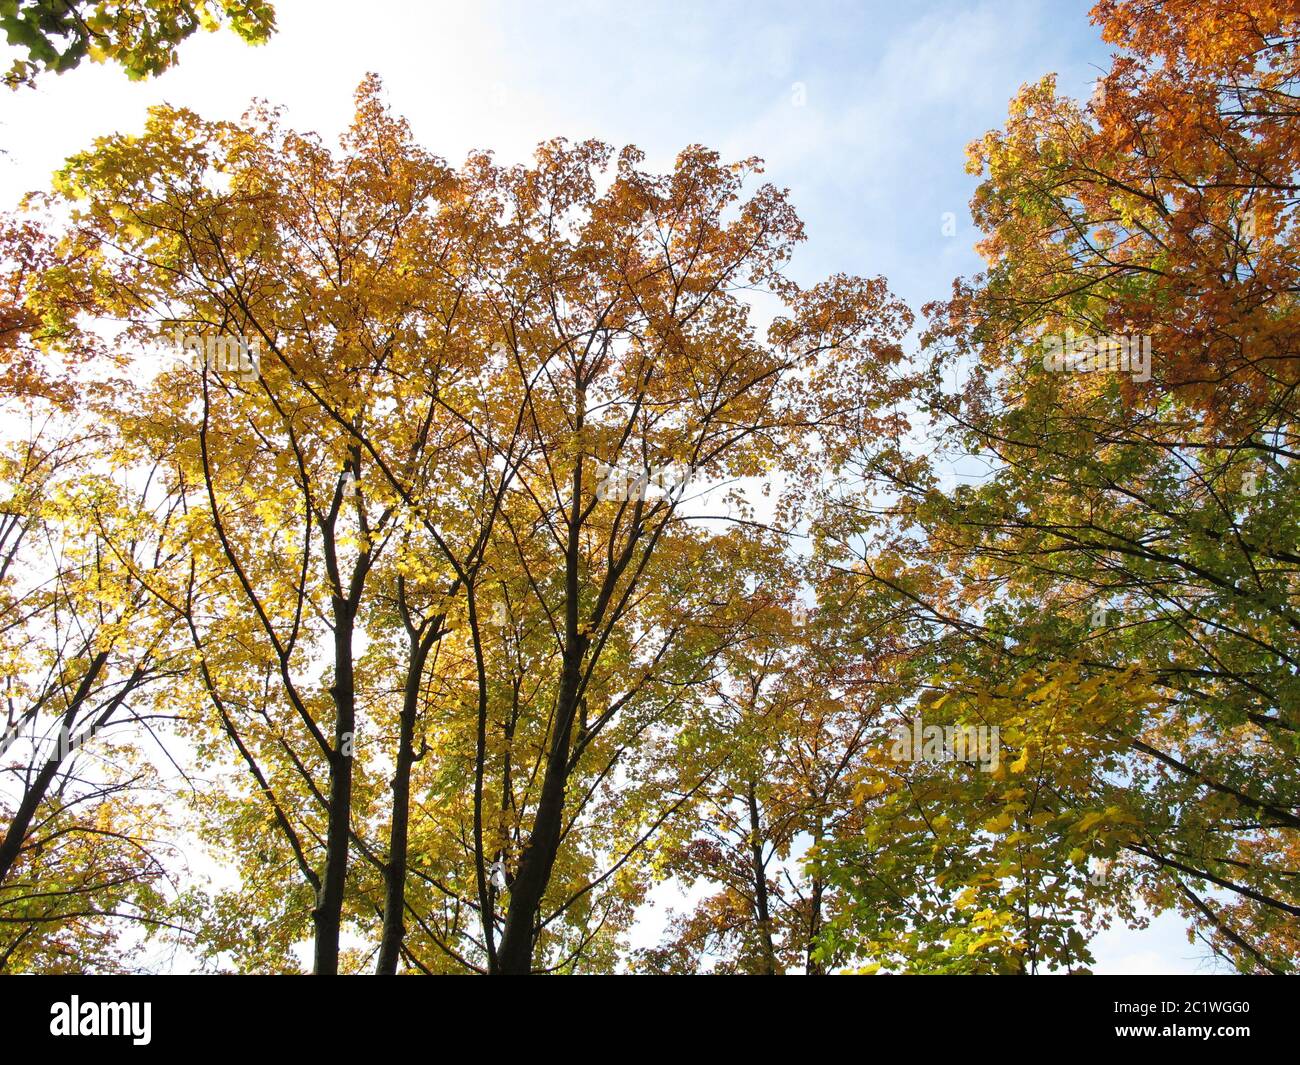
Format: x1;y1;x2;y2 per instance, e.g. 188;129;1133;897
2;0;275;88
1;0;1297;975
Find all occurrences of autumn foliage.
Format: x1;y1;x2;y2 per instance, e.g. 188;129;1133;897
0;0;1297;974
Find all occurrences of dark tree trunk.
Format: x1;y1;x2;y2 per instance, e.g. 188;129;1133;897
746;782;779;975
493;635;586;974
0;653;109;886
805;814;826;975
376;619;440;975
805;875;826;975
314;596;356;976
491;385;595;975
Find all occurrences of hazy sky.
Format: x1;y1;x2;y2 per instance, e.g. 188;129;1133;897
0;0;1226;974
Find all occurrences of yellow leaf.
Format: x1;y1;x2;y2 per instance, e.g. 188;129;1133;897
1027;680;1057;702
1075;811;1104;833
983;810;1014;833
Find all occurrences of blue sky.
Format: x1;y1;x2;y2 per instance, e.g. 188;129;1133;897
0;0;1224;974
3;0;1115;315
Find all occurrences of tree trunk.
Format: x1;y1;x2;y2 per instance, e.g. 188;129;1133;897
493;636;586;974
805;875;826;975
491;384;589;975
746;782;779;975
376;619;439;975
0;652;108;887
313;596;356;976
805;815;826;975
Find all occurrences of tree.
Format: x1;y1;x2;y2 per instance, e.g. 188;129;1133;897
821;0;1300;973
41;76;918;973
0;418;190;971
19;0;1292;978
2;0;276;89
636;585;892;975
405;137;914;974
